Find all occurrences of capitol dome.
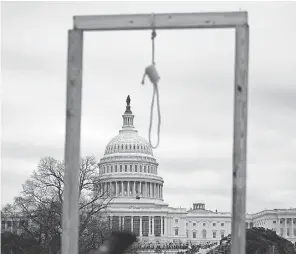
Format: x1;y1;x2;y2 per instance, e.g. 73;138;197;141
97;96;164;204
104;130;153;157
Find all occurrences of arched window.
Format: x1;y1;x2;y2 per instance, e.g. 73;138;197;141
129;144;131;149
202;229;207;239
115;165;117;172
140;165;142;172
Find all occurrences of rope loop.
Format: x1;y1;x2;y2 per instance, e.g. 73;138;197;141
141;13;161;149
148;81;161;149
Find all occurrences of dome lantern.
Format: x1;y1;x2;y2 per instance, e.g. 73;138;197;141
122;95;135;130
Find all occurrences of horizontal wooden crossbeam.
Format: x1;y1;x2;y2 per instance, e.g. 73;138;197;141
74;11;248;31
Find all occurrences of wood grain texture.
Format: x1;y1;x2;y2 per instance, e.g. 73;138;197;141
62;29;83;254
74;12;248;31
231;24;249;254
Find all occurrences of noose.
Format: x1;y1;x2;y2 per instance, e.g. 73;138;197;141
141;13;161;149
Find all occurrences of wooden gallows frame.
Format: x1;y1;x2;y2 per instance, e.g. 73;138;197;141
62;11;249;254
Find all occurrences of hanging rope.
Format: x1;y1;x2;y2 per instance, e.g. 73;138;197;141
141;13;161;149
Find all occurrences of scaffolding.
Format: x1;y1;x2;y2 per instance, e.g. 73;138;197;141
62;11;249;254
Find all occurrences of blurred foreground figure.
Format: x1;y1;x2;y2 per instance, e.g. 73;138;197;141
92;231;137;254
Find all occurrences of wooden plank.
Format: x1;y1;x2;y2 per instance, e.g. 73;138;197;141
74;12;248;31
62;29;83;254
231;24;249;254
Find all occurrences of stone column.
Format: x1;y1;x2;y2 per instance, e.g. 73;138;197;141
150;183;152;197
158;184;160;198
151;183;154;197
140;216;143;236
285;218;287;237
131;216;133;232
292;219;294;238
148;216;152;236
161;216;163;236
133;181;136;195
127;181;130;196
121;182;124;196
116;182;118;196
139;182;142;195
152;216;155;236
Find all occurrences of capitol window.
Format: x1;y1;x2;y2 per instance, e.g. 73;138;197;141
193;223;196;226
175;229;179;236
175;219;178;223
130;165;132;171
213;223;216;226
193;232;196;238
140;165;142;172
213;231;216;238
125;165;127;172
120;165;122;172
135;165;137;172
221;223;224;227
203;223;206;226
202;229;207;239
273;221;276;224
221;231;225;238
111;166;113;172
115;165;117;172
144;166;146;172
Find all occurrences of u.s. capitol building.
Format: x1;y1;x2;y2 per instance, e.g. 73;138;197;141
96;96;296;245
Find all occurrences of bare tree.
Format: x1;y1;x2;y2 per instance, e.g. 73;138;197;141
3;156;113;254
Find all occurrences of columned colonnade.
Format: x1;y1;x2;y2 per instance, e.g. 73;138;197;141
99;180;163;199
246;218;296;239
276;218;296;238
109;215;166;237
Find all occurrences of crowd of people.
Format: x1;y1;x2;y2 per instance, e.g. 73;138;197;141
130;241;218;253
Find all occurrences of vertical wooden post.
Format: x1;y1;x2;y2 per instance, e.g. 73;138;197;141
231;24;249;254
62;29;83;254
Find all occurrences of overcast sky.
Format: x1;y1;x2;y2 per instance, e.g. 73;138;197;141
1;1;296;213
